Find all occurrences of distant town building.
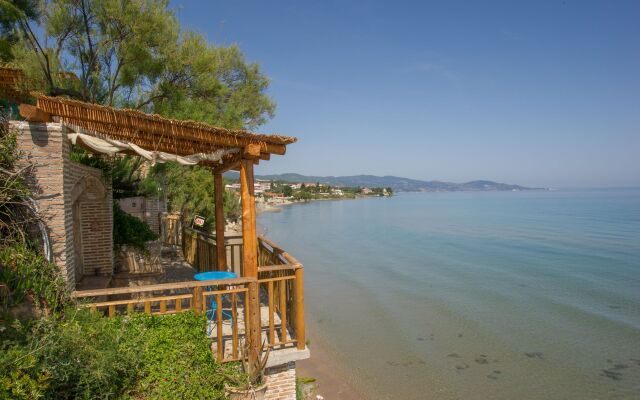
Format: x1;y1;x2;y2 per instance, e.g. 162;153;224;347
361;187;373;195
225;181;270;194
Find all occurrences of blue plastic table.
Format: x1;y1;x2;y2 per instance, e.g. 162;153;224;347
194;271;238;334
194;271;238;281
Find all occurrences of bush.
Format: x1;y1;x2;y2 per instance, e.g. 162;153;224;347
0;244;68;313
113;202;159;252
0;310;239;399
0;309;139;400
121;312;237;399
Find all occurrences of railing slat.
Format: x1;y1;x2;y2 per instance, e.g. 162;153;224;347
279;280;287;344
268;281;275;346
216;294;223;361
159;300;167;314
232;292;238;359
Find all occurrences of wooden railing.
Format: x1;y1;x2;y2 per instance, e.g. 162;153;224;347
161;213;182;245
257;236;305;351
72;278;256;363
182;228;305;349
182;227;243;275
180;232;306;350
74;233;307;362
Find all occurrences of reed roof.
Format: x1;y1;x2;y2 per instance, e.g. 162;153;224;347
1;66;296;168
34;93;295;155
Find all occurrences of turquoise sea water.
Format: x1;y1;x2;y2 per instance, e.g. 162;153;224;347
258;189;640;400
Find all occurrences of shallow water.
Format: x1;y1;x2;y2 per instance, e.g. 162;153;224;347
258;189;640;399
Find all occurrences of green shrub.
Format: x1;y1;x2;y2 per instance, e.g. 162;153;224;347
0;309;139;400
1;310;239;399
113;202;159;252
121;312;237;399
0;244;68;313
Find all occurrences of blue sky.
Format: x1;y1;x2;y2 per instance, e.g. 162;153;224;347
173;0;639;188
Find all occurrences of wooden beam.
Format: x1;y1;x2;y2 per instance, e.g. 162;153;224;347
212;153;243;174
214;173;227;271
244;143;261;158
19;104;52;122
259;152;271;161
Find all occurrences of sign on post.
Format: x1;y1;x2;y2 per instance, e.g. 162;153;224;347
193;215;205;227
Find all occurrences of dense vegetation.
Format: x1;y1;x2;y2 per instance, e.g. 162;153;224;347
142;162;241;231
1;109;240;399
112;202;158;252
1;308;239;399
1;0;274;129
2;0;270;236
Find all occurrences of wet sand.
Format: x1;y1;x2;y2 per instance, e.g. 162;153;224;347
296;322;368;399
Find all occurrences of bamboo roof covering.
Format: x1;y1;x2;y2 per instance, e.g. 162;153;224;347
33;93;296;155
0;66;297;169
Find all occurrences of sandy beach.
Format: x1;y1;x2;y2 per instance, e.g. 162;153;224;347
296;321;369;400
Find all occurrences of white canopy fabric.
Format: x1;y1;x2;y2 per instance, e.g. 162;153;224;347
67;131;238;166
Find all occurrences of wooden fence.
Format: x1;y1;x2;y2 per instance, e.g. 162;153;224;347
182;227;244;274
72;278;256;363
180;229;306;350
72;232;306;362
161;213;181;245
257;236;305;350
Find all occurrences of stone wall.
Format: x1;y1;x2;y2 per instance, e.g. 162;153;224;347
13;121;113;288
68;161;113;276
265;361;297;400
117;195;164;234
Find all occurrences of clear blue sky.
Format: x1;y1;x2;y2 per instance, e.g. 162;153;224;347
172;0;639;188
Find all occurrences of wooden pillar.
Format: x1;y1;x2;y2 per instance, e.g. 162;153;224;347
240;159;258;278
214;173;227;271
294;266;306;350
240;158;261;371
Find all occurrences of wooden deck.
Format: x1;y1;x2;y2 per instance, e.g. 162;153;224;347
72;233;309;365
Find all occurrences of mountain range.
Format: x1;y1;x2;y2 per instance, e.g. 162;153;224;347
224;172;543;192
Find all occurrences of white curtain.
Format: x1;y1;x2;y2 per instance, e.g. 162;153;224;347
67;131;238;166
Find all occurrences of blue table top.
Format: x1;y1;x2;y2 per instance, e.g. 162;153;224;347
193;271;238;281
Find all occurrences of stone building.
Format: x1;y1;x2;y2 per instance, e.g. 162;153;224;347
13;121;113;289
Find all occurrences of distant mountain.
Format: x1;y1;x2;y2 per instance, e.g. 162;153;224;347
224;172;542;192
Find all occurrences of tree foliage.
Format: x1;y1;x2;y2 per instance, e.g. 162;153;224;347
3;0;275;128
143;162;241;232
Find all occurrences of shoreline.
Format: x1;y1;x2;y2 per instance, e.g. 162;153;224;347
255;195;367;215
295;320;370;400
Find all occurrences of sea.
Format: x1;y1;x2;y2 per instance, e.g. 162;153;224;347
257;189;640;400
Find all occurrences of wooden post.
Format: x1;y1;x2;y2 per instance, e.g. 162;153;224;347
240;159;258;278
193;286;203;315
240;158;261;372
214;173;227;271
295;267;306;350
247;280;261;371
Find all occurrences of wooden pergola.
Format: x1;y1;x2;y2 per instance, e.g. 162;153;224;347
17;92;298;361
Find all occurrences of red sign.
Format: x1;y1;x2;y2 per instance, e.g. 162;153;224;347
193;215;205;227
